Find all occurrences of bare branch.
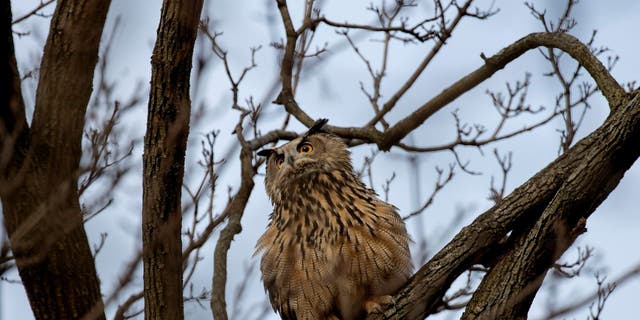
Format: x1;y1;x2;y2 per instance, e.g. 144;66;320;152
309;16;438;43
11;0;56;25
0;238;14;276
488;149;512;205
378;32;627;150
552;246;593;278
368;0;481;126
274;28;626;152
539;262;640;320
368;92;640;320
403;164;455;220
210;119;258;320
113;291;144;320
82;251;143;320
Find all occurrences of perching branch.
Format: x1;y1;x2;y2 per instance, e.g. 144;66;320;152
460;93;640;320
368;91;640;320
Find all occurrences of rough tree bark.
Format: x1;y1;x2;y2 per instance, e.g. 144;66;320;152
141;0;203;319
460;92;640;320
365;37;638;320
0;1;110;319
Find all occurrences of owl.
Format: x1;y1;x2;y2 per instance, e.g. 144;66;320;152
255;119;412;320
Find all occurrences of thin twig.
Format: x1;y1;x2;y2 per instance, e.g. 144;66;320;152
11;0;56;25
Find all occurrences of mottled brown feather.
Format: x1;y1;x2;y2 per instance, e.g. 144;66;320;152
256;132;412;320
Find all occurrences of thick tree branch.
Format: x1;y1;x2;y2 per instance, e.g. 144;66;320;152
368;90;639;320
461;92;640;320
248;129;299;150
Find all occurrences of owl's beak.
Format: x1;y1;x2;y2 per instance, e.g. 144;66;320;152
286;154;295;166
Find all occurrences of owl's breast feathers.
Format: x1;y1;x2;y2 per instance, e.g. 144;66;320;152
256;169;412;320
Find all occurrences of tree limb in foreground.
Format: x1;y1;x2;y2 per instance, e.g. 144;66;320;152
368;91;639;319
1;0;110;319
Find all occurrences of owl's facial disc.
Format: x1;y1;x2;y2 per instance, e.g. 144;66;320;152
272;140;320;180
261;132;352;202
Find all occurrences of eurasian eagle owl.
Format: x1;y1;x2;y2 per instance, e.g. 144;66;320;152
256;119;412;320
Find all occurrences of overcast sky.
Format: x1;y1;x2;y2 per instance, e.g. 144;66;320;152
3;0;640;319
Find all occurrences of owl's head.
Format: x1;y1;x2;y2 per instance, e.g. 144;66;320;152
257;119;352;202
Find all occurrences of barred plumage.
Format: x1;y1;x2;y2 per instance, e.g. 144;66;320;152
256;120;412;320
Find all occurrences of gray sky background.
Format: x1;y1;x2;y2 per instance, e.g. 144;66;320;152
3;0;639;319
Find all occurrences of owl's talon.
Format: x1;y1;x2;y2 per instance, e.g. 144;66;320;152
364;295;395;314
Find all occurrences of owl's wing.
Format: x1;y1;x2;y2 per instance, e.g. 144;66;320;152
255;225;287;312
258;223;341;319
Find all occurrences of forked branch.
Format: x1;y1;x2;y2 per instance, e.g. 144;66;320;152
367;91;640;320
273;2;626;152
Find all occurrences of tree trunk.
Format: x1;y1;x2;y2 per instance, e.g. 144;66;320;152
1;0;111;319
142;0;203;319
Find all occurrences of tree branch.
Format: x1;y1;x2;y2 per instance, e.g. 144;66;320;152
11;0;56;25
368;0;476;126
210;123;257;320
461;92;640;320
273;24;626;152
306;16;437;42
539;261;640;320
378;32;627;150
368;91;640;320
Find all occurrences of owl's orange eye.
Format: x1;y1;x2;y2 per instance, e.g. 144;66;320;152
275;157;284;168
298;143;313;153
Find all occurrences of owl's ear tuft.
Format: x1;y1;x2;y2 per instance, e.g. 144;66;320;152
305;118;329;137
257;149;275;157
